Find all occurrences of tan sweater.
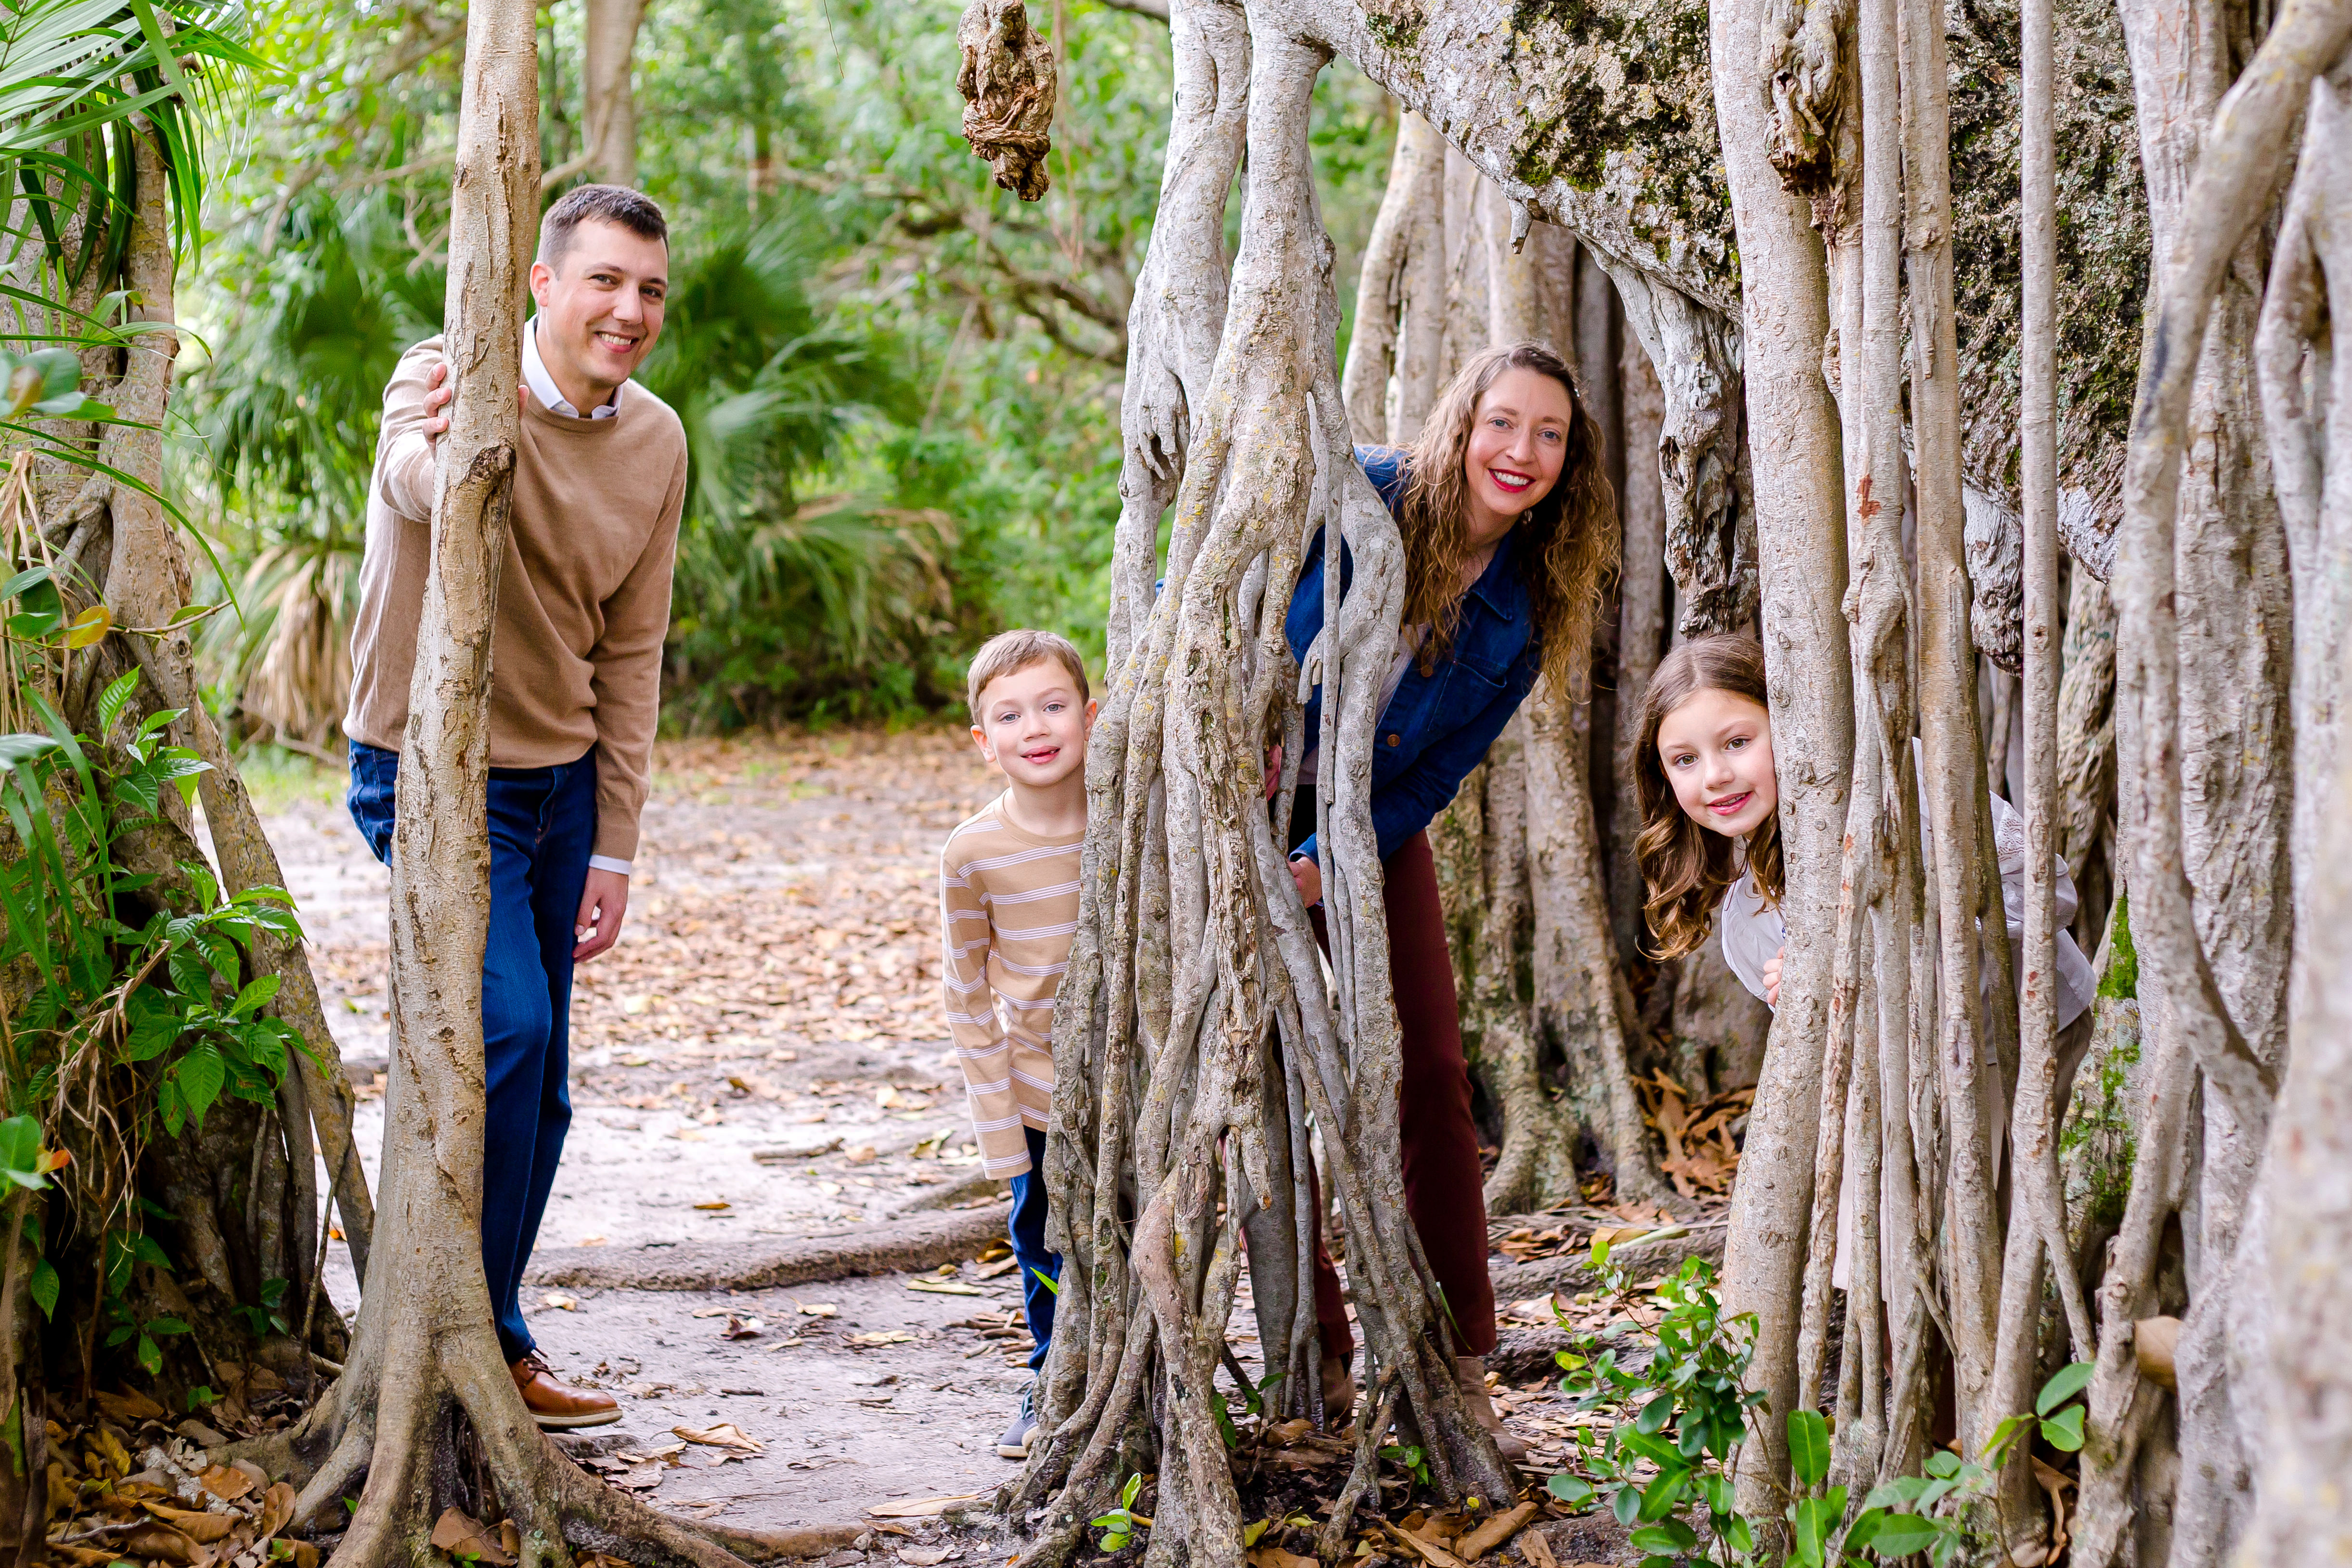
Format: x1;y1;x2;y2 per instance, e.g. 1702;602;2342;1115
938;794;1080;1178
345;337;687;865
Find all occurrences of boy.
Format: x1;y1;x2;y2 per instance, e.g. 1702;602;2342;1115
938;629;1094;1461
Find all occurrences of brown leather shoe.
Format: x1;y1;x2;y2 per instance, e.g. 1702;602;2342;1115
511;1351;621;1429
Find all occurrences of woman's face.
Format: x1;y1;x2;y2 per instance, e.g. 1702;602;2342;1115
1655;687;1777;839
1460;366;1576;546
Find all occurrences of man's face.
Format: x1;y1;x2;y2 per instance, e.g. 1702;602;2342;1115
528;219;669;402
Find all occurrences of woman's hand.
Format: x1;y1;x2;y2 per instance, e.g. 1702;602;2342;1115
1290;854;1322;908
1763;944;1784;1009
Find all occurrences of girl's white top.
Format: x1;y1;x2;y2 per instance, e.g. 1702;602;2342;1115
1718;777;2097;1030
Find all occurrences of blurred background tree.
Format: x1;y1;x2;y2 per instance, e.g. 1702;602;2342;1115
176;0;1397;739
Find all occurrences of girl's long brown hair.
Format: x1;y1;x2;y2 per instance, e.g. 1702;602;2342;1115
1633;633;1784;959
1395;341;1617;700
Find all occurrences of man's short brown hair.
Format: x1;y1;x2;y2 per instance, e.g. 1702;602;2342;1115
539;184;668;272
967;630;1089;723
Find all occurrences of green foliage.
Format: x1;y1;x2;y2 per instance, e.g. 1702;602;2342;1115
1546;1252;1764;1564
1089;1472;1146;1553
0;670;313;1344
1544;1252;2095;1568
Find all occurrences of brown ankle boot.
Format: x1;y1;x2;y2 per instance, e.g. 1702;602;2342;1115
1455;1355;1528;1464
1320;1354;1357;1419
511;1351;620;1429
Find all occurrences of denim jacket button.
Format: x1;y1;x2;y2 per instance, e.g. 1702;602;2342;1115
1385;733;1399;747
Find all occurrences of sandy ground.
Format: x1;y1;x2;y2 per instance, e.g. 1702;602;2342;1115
260;729;1047;1538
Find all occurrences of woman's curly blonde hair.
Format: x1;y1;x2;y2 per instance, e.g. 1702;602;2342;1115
1393;341;1617;700
1633;633;1784;960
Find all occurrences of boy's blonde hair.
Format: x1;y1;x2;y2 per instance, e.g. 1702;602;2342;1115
966;629;1090;723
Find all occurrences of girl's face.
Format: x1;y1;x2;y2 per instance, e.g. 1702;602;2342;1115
1655;687;1777;839
1460;367;1576;546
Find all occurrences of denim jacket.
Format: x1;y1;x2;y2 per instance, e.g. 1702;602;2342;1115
1286;445;1542;866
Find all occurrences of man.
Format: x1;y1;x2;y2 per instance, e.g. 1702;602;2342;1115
344;184;686;1427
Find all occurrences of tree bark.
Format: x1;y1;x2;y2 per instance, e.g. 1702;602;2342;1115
582;0;650;187
1708;0;1854;1518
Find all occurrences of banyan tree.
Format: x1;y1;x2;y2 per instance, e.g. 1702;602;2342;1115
972;0;2352;1559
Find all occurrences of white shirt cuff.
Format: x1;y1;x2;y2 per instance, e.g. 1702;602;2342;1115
586;855;633;876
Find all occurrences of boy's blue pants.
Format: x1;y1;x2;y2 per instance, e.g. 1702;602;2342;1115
347;739;595;1364
1007;1126;1061;1372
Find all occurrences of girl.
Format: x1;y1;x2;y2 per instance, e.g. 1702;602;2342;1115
1284;341;1616;1455
1633;634;2099;1274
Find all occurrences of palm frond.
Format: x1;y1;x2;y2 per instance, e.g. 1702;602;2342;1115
0;0;262;278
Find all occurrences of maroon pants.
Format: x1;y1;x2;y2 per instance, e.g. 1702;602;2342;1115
1306;830;1498;1360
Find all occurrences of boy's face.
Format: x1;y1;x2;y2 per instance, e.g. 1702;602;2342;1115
971;659;1096;790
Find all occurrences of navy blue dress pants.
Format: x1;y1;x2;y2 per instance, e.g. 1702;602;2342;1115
347;740;596;1363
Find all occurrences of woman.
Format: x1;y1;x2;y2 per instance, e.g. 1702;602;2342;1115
1284;340;1615;1455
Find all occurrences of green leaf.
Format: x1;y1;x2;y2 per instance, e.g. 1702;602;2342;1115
97;668;141;733
135;1334;161;1375
1636;1468;1688;1522
146;1316;191;1336
0;566;53;602
1922;1451;1962;1480
1545;1473;1594;1509
228;974;281;1019
1628;1521;1699;1553
1788;1408;1833;1488
30;1258;59;1319
0;1115;50;1189
2040;1405;2086;1452
1724;1514;1755;1555
132;1233;172;1272
1791;1495;1837;1567
2036;1361;2096;1416
173;1042;225;1128
1864;1515;1943;1556
1636;1393;1674;1434
1612;1484;1642;1528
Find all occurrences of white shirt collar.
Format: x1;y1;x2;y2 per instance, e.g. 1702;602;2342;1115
522;316;622;419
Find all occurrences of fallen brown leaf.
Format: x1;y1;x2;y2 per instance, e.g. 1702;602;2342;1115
1517;1531;1560;1568
899;1550;953;1566
1246;1549;1318;1568
866;1494;984;1519
848;1331;917;1347
430;1506;517;1567
258;1481;297;1539
673;1423;764;1455
1385;1523;1469;1568
93;1389;168;1425
120;1526;196;1563
140;1504;234;1544
721;1315;765;1339
1455;1500;1538;1561
195;1464;254;1503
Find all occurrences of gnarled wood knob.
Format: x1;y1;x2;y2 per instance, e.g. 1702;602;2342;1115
955;0;1057;201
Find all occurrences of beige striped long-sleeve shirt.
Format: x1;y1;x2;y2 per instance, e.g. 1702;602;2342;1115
938;794;1080;1178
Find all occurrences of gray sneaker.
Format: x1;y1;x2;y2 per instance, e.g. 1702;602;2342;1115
996;1385;1036;1460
